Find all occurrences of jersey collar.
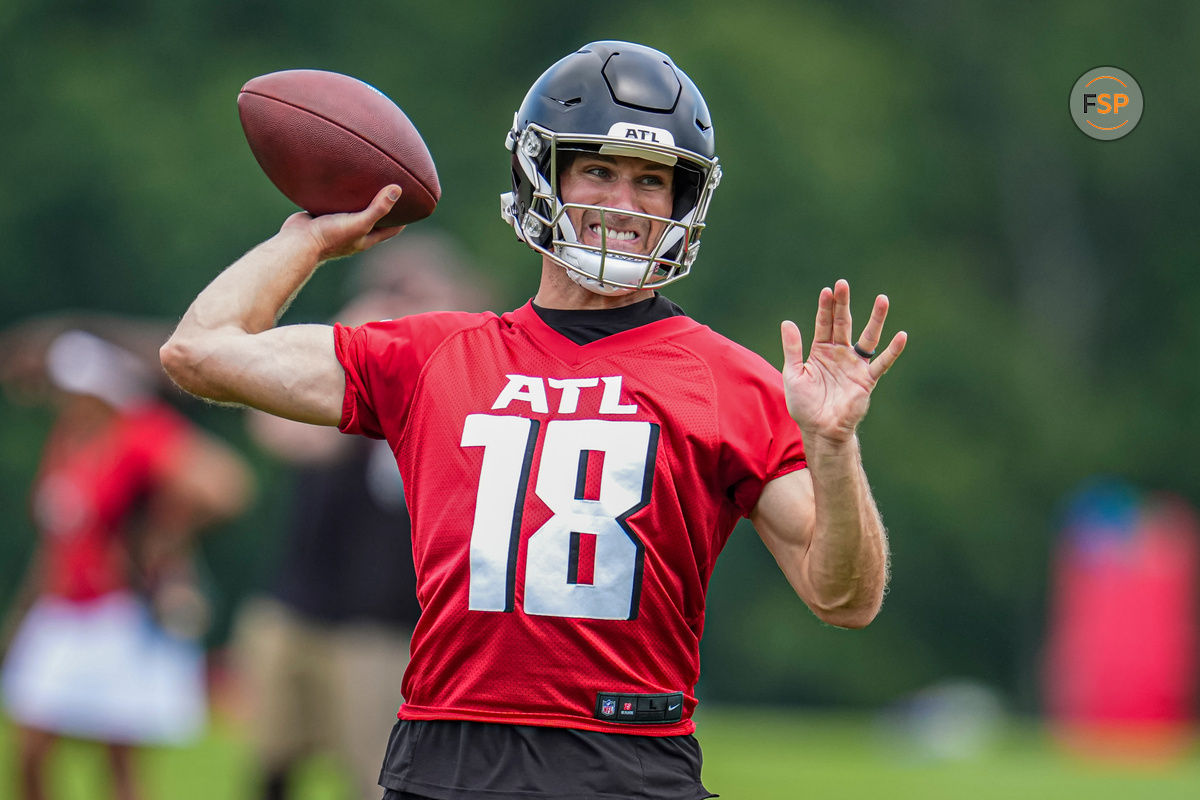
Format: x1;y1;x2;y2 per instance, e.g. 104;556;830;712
508;301;698;366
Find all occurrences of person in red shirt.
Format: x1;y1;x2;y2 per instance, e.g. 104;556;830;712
161;41;906;800
1;327;253;800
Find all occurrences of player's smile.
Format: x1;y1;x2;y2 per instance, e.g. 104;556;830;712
580;214;651;255
559;153;674;258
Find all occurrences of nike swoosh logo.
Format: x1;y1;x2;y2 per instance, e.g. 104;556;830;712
668;703;681;711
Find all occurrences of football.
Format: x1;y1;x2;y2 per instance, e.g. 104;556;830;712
237;69;440;227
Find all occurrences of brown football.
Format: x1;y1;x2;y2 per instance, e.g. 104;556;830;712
237;69;439;227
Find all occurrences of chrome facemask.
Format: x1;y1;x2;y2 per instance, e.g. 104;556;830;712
502;123;721;295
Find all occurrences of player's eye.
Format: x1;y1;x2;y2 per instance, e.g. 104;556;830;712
640;171;675;192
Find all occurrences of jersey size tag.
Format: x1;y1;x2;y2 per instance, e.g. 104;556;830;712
594;691;684;724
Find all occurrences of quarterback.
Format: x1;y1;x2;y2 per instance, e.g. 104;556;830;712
163;41;905;800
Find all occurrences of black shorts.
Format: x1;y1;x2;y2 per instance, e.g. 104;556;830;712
378;719;716;800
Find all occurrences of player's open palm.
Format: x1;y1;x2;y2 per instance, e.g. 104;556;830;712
781;279;906;446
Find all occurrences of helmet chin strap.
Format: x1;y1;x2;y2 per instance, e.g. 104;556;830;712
557;246;640;296
554;211;657;296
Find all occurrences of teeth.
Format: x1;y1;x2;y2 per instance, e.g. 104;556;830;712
590;225;637;241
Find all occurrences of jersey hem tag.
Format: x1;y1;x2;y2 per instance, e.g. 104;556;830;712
594;691;684;724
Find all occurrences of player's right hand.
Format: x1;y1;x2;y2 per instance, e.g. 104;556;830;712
281;184;405;263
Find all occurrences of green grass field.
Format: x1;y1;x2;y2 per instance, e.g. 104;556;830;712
696;709;1200;799
2;708;1197;799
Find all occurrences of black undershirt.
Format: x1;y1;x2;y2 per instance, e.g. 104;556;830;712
531;293;687;345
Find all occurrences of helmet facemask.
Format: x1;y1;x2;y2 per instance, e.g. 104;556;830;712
502;122;721;295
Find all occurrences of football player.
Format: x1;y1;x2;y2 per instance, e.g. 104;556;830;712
162;41;906;800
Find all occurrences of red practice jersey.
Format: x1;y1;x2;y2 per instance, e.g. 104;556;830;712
33;403;191;603
336;302;805;736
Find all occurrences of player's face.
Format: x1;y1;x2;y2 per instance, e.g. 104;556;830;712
558;154;674;257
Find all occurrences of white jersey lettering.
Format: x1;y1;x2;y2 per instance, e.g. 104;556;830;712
492;374;549;413
599;376;638;415
491;375;638;415
547;377;600;413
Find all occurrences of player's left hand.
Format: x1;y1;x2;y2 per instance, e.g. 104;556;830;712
780;279;906;447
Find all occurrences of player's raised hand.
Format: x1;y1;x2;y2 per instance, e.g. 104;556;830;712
280;184;406;263
780;279;906;446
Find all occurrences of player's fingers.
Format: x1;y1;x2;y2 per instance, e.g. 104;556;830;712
781;320;805;370
812;286;834;343
347;185;404;242
365;184;402;220
312;186;403;260
868;331;907;381
342;184;401;232
855;294;890;354
364;224;406;248
831;279;853;345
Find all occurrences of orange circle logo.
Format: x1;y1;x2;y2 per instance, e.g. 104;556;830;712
1070;67;1143;141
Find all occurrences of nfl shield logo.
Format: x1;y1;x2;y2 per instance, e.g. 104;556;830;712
601;698;617;716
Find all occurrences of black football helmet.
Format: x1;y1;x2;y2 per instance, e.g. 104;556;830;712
501;41;722;295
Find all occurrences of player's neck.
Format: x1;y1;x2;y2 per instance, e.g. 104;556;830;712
533;260;654;310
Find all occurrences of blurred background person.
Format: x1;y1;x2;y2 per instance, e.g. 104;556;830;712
0;321;254;800
231;233;491;800
1042;480;1199;762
